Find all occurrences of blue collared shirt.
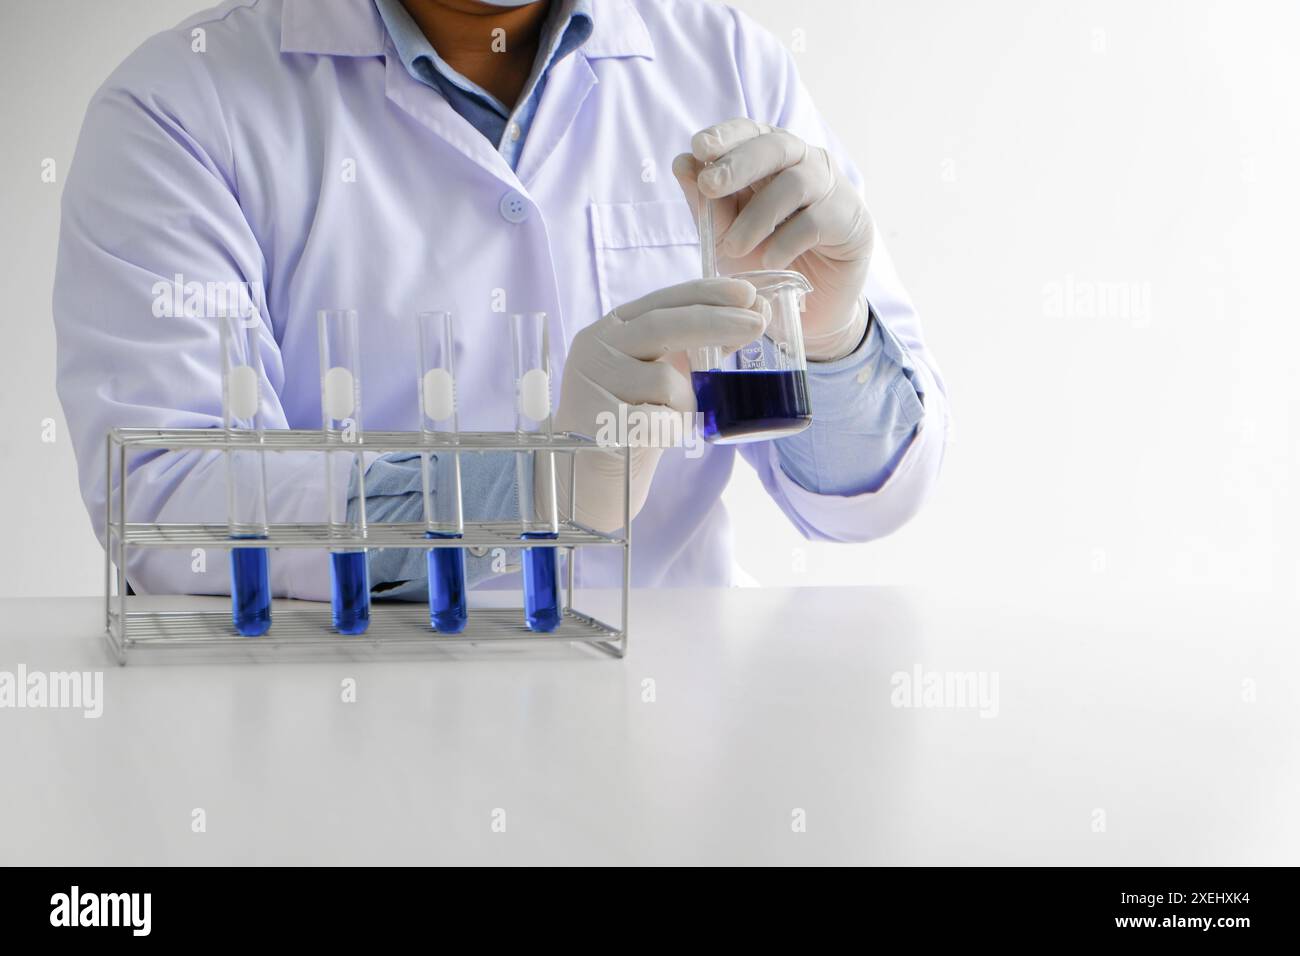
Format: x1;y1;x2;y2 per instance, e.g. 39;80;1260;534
374;0;593;170
358;0;921;595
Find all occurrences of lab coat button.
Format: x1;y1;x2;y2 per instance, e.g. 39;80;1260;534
499;190;529;223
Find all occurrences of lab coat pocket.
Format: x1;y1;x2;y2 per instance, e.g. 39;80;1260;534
589;200;701;316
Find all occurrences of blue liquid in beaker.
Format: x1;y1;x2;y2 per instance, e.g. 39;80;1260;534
229;538;271;636
691;369;812;443
426;532;467;634
330;551;370;635
521;532;561;633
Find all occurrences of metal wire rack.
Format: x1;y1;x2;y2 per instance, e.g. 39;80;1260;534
104;428;630;664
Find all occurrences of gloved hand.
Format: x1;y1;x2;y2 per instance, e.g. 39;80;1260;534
673;119;875;362
555;278;765;532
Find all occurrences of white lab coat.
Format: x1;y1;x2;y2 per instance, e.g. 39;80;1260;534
54;0;948;599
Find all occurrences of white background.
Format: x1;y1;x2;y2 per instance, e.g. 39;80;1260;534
1;0;1297;597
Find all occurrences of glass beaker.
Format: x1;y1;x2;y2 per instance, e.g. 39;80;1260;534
689;269;814;444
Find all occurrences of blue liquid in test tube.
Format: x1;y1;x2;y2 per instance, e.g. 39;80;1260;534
220;308;273;637
416;311;468;634
319;308;371;635
426;533;468;633
329;549;370;634
229;537;271;636
521;532;561;632
329;550;370;635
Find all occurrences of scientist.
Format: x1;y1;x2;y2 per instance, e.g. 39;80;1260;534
54;0;948;599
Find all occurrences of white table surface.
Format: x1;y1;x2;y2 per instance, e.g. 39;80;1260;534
0;587;1295;865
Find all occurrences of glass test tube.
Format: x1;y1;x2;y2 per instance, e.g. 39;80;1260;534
694;160;722;373
510;312;561;633
697;160;718;280
417;311;467;633
318;309;370;635
220;308;272;636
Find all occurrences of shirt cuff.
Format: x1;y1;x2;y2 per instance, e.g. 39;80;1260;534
774;301;926;496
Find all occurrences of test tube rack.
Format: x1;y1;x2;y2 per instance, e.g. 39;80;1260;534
103;428;630;665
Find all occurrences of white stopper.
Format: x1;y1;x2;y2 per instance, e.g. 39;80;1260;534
422;368;455;423
226;365;259;421
519;367;550;422
322;366;355;420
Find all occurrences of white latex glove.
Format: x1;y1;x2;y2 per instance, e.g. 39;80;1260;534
555;278;765;532
673;118;875;361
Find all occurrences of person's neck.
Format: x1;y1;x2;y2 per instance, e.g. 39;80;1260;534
401;0;552;108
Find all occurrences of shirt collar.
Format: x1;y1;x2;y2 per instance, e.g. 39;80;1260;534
373;0;594;116
282;0;652;62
